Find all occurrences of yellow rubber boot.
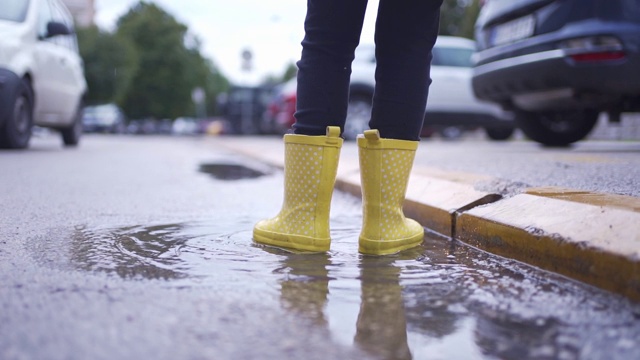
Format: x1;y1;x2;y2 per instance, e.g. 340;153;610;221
253;126;343;252
358;129;424;255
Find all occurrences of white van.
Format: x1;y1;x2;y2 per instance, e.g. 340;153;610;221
0;0;87;149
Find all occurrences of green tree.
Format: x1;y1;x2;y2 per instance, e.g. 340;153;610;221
76;26;138;105
183;38;230;116
439;0;481;39
116;1;228;119
281;62;298;82
459;0;482;39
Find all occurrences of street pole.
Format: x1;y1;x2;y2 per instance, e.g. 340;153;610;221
241;48;254;134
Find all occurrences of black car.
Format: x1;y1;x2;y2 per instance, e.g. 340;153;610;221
220;85;276;135
472;0;640;146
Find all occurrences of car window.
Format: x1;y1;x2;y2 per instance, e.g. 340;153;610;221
49;0;77;51
432;47;474;67
1;0;30;22
37;0;53;39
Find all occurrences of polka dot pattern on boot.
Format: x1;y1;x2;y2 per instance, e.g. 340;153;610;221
360;146;419;241
379;149;414;239
278;143;325;236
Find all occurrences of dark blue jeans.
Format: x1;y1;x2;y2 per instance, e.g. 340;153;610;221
293;0;443;141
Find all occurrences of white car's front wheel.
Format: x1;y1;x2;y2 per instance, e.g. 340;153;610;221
0;79;33;149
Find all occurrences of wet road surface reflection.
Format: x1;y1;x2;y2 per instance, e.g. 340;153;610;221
198;163;268;180
68;194;640;359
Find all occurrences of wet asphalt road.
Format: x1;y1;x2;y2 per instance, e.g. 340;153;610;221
1;133;639;360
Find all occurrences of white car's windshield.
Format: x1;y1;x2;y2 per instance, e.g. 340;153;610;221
0;0;30;22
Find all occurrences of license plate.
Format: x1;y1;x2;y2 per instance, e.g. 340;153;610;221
491;15;535;46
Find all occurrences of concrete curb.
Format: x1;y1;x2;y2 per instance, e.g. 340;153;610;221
216;137;640;302
456;189;640;301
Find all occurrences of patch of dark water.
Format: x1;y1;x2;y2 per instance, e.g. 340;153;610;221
198;163;267;180
65;191;640;360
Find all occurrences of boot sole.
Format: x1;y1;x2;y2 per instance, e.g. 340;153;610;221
358;232;424;256
253;228;331;253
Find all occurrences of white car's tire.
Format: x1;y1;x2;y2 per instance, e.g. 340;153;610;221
60;103;83;147
0;79;34;149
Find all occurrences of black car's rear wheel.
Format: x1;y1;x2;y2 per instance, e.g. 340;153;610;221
515;110;599;146
485;127;514;141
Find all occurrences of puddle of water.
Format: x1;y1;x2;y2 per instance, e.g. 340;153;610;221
64;190;640;360
198;163;267;180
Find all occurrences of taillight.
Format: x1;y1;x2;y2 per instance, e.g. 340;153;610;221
570;51;626;62
561;36;626;62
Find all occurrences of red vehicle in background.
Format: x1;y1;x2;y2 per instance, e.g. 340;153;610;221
261;78;297;135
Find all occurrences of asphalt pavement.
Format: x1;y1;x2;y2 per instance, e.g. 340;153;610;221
1;133;639;359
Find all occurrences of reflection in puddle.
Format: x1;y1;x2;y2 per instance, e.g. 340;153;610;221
355;256;412;360
69;210;640;359
276;252;332;328
71;224;191;280
70;220;283;283
198;163;266;180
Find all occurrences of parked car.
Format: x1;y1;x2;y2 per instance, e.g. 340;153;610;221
472;0;640;146
346;36;515;140
261;77;297;135
0;0;87;149
172;117;199;135
220;85;277;135
82;103;125;134
126;119;157;135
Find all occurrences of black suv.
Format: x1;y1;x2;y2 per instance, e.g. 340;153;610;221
472;0;640;145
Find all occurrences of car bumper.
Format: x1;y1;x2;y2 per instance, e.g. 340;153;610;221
0;67;20;128
473;49;640;111
472;26;640;111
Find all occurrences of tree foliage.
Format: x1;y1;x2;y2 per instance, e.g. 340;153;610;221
77;1;229;120
439;0;482;39
459;0;481;39
281;62;298;82
116;2;194;119
182;41;230;117
76;26;138;105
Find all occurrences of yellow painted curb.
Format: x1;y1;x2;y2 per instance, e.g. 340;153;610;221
456;189;640;301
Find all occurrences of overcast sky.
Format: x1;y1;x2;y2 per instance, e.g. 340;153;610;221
95;0;379;85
